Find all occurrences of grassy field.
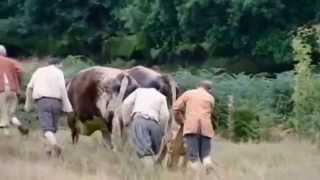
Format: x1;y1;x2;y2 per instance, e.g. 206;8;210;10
1;129;320;180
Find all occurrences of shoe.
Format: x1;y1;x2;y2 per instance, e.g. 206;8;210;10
18;125;29;135
203;156;214;174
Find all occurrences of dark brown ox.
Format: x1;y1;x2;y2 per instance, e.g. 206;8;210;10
66;66;138;149
125;66;180;106
67;65;181;155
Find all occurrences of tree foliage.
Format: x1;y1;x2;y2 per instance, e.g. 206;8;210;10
0;0;319;66
291;26;320;140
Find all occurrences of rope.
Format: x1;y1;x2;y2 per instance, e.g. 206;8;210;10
155;74;177;163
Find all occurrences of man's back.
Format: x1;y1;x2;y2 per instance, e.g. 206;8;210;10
184;88;214;119
122;87;170;126
29;65;64;99
132;88;167;120
0;56;23;94
174;87;215;137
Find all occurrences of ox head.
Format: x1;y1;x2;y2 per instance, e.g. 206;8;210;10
154;74;182;106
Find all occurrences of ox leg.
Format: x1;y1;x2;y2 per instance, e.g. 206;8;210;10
102;130;114;150
67;113;80;144
181;154;188;170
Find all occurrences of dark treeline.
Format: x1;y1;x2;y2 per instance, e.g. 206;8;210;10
0;0;320;71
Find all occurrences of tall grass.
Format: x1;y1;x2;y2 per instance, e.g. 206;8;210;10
1;131;320;180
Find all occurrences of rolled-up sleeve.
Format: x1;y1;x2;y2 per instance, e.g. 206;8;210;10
13;61;23;87
173;92;188;124
25;70;37;111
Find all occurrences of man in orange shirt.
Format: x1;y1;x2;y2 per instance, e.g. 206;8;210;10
0;45;28;136
173;80;215;172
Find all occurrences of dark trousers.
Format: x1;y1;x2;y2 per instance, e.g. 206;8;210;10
36;98;62;133
130;115;164;158
184;134;212;162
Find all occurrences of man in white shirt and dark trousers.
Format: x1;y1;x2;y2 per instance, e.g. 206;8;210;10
25;58;73;157
122;82;170;166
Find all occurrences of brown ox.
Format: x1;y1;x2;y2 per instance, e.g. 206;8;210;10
66;66;138;149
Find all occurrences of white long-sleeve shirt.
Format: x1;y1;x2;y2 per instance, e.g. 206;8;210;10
26;65;73;112
122;88;170;127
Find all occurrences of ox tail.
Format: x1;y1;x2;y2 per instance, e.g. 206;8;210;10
109;73;130;150
65;78;73;92
104;73;129;120
167;74;177;132
116;73;129;105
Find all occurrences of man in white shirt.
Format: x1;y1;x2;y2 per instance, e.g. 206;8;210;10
122;82;170;165
25;58;73;157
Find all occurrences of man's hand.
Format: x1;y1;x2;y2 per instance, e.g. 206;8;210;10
174;110;184;125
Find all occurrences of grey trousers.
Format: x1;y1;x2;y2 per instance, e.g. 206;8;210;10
36;98;62;133
129;114;164;158
184;134;212;162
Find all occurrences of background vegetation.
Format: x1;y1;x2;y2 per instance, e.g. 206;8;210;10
1;0;320;142
1;0;320;71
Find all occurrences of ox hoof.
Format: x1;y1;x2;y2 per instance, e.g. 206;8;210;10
46;145;63;158
18;125;29;136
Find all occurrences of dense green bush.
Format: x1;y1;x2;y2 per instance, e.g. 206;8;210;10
231;108;261;142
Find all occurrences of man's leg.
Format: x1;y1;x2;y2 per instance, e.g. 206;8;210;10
148;120;164;155
48;99;63;157
37;99;61;157
199;135;213;172
129;117;154;165
184;134;201;171
7;92;28;135
51;99;62;133
0;91;11;136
